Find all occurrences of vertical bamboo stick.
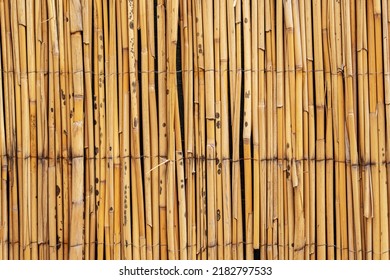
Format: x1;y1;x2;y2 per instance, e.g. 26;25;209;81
367;0;380;260
120;0;132;260
69;0;84;260
242;0;253;260
146;0;159;261
139;0;152;260
220;0;231;260
373;0;389;260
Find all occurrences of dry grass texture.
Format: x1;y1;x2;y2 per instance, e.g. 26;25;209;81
0;0;390;260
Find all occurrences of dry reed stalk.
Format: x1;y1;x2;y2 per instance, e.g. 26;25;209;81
283;32;294;261
329;0;342;259
146;0;159;261
38;0;48;259
336;0;348;260
53;7;63;261
303;0;316;260
275;0;284;260
25;0;38;260
194;0;207;260
298;0;309;259
321;0;334;261
270;0;278;260
251;0;259;257
0;18;7;259
219;0;231;260
16;0;31;260
184;0;196;261
284;0;296;260
81;0;94;260
291;0;305;260
373;0;389;260
227;0;236;120
166;0;179;260
235;0;244;259
192;0;200;260
313;0;326;260
174;90;188;260
64;0;74;260
0;0;18;260
265;0;274;260
383;0;390;256
213;0;223;261
231;0;242;259
58;0;69;261
357;0;372;261
114;1;122;260
128;0;144;260
120;0;132;260
258;0;267;260
242;0;252;260
157;0;167;261
68;0;84;260
47;14;55;261
93;0;106;260
201;0;217;260
367;0;380;260
106;0;115;259
139;0;152;260
10;1;23;259
343;0;362;260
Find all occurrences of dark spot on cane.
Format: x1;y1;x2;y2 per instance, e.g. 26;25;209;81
56;185;60;196
109;207;113;212
162;123;166;127
245;121;248;127
57;235;61;250
95;190;99;196
217;209;221;221
51;108;54;113
218;169;221;175
95;178;99;184
244;18;248;23
215;112;220;118
130;21;134;29
94;147;99;155
133;117;138;128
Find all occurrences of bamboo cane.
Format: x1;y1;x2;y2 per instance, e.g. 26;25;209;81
373;0;389;260
68;0;84;260
367;0;380;260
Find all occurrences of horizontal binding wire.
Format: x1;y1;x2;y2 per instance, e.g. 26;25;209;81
1;69;385;76
3;240;390;256
1;154;385;166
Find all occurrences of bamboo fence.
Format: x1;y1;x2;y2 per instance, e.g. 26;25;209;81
0;0;390;260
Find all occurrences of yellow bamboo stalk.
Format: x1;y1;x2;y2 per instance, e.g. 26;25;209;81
313;0;326;260
69;0;84;260
367;0;380;260
157;0;167;260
